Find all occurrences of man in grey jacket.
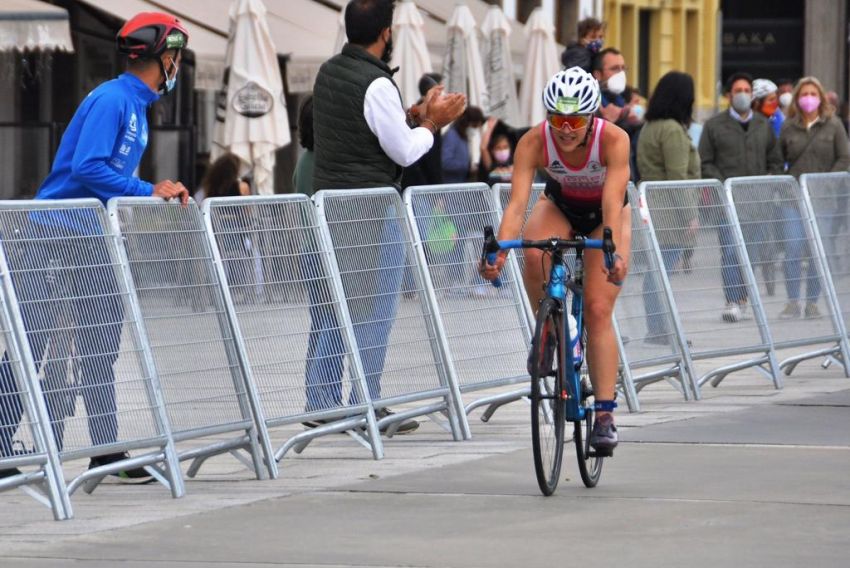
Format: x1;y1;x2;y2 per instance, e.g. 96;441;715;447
699;72;784;322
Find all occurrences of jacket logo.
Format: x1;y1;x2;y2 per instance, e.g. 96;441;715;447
129;113;138;133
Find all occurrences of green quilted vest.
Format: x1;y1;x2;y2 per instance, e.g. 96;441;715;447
312;44;403;192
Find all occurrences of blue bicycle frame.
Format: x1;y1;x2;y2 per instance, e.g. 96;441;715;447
482;227;615;422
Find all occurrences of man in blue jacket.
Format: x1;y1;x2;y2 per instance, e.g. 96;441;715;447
0;12;189;482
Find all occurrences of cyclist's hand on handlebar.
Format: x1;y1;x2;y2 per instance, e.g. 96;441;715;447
479;252;506;282
604;253;628;286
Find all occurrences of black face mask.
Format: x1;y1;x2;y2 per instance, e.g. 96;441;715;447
381;36;393;64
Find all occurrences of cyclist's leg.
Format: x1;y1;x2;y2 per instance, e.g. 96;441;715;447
583;205;633;408
521;195;573;314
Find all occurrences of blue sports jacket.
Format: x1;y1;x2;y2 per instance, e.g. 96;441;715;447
37;73;159;203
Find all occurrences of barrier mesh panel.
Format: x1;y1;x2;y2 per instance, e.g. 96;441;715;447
205;195;368;421
111;200;250;436
0;201;160;457
407;184;530;390
727;176;840;347
317;189;445;403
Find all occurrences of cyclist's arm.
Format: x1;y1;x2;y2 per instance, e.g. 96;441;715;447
600;125;631;249
497;128;541;244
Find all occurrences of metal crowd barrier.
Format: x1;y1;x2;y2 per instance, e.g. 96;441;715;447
0;199;184;502
640;181;780;389
726;176;850;376
613;184;697;408
108;198;275;480
801;172;850;372
0;236;69;519
404;184;532;422
203;195;383;460
314;188;467;440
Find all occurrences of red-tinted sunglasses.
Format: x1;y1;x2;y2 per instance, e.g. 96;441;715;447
547;113;592;131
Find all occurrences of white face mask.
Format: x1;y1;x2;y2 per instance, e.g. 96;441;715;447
606;70;627;95
779;92;793;109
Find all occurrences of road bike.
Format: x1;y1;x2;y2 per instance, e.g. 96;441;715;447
482;226;616;495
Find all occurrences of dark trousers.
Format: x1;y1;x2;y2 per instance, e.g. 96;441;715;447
0;226;123;456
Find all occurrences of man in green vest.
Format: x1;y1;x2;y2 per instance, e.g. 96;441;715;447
305;0;465;433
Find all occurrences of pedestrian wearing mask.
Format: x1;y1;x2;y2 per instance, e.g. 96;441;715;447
753;78;784;138
777;78;795;113
699;71;783;323
592;48;629;124
309;0;466;433
561;17;605;73
636;71;700;344
777;76;850;319
592;48;640;182
0;11;190;482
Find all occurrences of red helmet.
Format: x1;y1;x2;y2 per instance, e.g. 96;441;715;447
117;12;189;59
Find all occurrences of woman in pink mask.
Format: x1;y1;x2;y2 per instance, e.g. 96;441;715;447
777;76;850;319
780;76;849;179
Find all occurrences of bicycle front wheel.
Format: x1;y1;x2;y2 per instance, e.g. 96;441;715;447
530;298;566;496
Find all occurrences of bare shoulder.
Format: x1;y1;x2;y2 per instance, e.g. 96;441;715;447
598;120;630;166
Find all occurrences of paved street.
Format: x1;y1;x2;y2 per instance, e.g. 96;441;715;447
1;354;848;567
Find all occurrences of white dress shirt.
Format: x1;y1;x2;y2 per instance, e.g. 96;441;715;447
363;77;434;167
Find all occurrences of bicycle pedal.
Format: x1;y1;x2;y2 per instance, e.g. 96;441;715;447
589;447;613;458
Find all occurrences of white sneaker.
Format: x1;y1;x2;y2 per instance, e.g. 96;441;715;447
722;302;741;323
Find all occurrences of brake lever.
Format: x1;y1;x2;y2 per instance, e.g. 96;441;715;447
482;226;502;288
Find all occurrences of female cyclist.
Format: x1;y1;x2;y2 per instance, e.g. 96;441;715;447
481;67;632;453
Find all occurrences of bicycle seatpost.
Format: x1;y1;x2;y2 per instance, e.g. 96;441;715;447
482;225;503;288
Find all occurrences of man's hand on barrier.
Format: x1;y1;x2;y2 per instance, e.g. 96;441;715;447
686;217;700;238
153;180;190;206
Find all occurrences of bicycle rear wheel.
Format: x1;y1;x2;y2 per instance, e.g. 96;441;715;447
530;298;566;496
574;341;603;488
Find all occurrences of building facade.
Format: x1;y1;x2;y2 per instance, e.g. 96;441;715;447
601;0;719;118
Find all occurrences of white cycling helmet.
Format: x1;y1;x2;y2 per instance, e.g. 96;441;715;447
752;78;778;100
543;67;601;115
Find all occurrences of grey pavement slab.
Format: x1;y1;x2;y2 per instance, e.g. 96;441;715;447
5;442;849;568
628;390;850;446
776;388;850;406
4;375;850;568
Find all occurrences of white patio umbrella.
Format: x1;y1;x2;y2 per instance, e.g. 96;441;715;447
212;0;290;195
390;1;432;108
333;10;346;54
442;3;487;110
481;5;519;126
518;7;560;127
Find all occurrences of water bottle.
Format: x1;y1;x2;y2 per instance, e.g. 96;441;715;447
567;314;582;367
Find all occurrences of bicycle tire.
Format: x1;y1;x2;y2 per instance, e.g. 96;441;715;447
574;332;603;488
530;298;566;496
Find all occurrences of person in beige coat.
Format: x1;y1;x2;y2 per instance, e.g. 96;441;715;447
778;76;850;319
636;71;700;344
